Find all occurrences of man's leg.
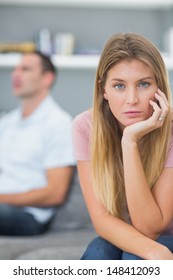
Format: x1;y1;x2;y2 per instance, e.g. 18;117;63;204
81;236;122;260
0;204;47;236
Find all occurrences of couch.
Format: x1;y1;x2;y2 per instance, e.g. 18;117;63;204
0;168;96;260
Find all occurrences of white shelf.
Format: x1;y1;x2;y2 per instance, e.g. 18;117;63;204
0;53;173;70
0;0;173;9
0;54;100;69
0;53;22;68
52;54;99;69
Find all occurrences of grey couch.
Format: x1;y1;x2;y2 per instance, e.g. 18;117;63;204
0;168;96;260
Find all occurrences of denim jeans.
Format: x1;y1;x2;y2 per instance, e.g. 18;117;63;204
81;235;173;260
0;204;50;236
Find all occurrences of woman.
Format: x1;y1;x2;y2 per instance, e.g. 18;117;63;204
72;33;173;259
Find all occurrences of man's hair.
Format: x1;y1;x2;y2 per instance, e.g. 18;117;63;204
34;51;57;75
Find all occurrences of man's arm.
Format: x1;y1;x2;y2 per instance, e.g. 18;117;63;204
0;166;74;207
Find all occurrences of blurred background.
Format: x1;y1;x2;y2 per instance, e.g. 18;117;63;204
0;0;173;118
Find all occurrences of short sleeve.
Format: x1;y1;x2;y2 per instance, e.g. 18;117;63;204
72;111;92;161
43;117;76;168
165;124;173;167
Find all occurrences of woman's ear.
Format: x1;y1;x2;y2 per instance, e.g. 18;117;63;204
103;92;108;100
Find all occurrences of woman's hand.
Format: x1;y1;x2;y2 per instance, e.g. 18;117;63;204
149;245;173;260
122;89;169;143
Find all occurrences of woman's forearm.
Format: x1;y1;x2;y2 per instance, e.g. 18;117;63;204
77;161;173;260
121;137;164;237
94;212;173;260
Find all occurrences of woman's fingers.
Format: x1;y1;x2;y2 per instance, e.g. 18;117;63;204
157;88;169;106
153;89;169;121
149;100;162;121
155;93;168;118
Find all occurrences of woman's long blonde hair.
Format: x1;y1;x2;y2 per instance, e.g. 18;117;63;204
91;33;172;219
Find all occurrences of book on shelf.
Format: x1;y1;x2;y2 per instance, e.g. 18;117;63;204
0;42;36;53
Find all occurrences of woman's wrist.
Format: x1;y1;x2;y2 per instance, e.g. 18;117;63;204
146;243;173;260
121;134;138;148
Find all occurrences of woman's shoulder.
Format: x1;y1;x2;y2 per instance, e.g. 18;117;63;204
73;109;92;123
72;110;92;161
72;109;92;135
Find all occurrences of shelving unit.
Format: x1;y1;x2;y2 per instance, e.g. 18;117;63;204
0;1;173;70
0;53;173;70
0;1;173;117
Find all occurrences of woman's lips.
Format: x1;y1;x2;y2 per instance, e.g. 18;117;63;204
124;111;142;117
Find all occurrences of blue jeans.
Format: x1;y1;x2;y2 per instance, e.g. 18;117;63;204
0;204;51;236
81;235;173;260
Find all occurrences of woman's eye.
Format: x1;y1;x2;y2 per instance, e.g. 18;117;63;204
114;84;125;89
138;82;150;88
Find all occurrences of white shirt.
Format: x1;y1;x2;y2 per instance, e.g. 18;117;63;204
0;95;75;223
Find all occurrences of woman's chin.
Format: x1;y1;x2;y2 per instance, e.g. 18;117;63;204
121;118;144;127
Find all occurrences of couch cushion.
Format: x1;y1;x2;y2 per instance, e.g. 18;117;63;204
50;167;92;231
16;246;85;260
0;229;96;259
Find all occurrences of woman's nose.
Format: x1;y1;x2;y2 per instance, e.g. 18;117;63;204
126;88;139;104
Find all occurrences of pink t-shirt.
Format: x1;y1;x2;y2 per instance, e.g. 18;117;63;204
72;110;92;161
72;110;173;233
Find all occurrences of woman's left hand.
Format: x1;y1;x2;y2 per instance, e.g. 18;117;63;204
122;89;169;143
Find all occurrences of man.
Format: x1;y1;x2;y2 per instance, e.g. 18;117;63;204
0;51;75;235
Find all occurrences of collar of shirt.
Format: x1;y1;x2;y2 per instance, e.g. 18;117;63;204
18;95;58;123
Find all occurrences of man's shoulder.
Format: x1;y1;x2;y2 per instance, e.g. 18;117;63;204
42;109;72;137
51;104;72;121
43;97;72;126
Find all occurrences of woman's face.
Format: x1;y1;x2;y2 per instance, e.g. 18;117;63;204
103;59;158;129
